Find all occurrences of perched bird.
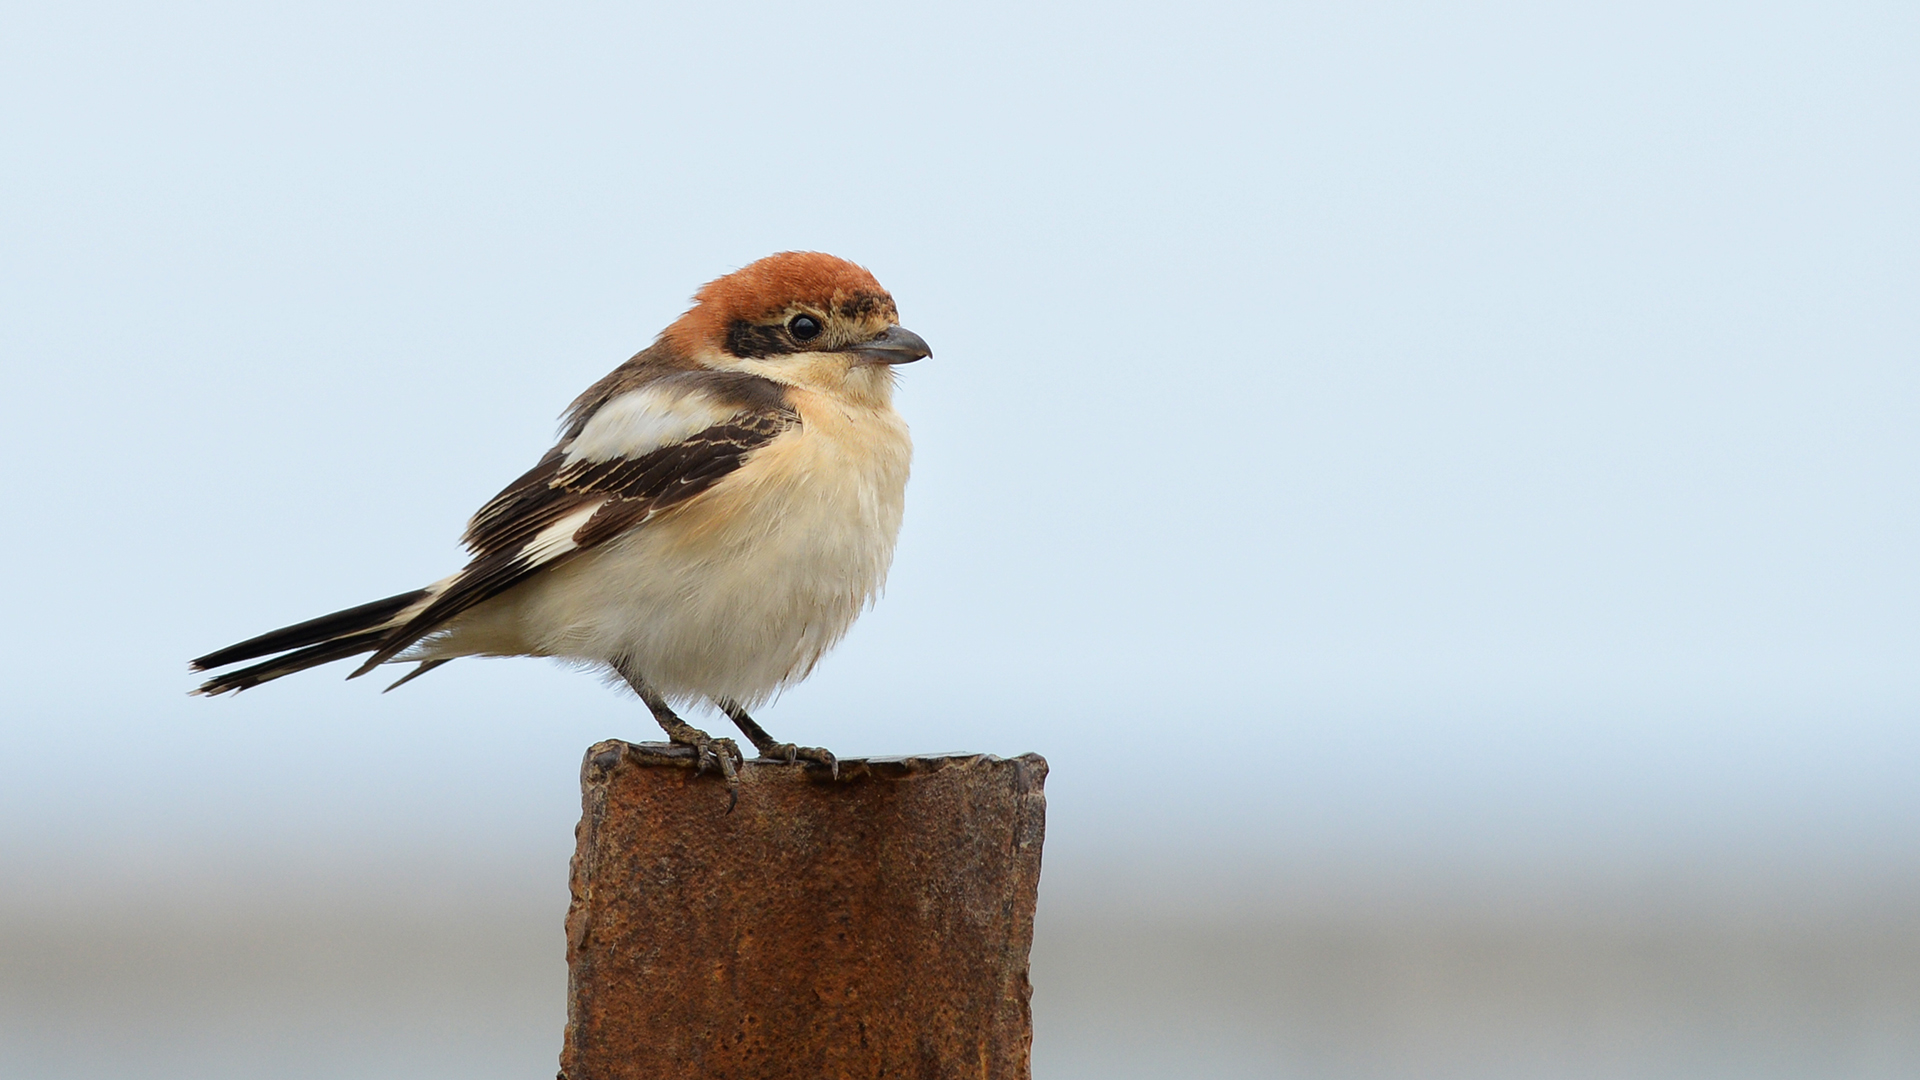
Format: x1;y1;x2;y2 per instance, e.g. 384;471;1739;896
192;252;928;795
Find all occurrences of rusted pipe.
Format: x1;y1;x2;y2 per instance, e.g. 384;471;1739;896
560;741;1048;1080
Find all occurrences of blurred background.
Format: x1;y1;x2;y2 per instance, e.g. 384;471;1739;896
2;1;1917;1077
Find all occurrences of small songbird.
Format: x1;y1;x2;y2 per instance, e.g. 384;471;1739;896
191;252;928;793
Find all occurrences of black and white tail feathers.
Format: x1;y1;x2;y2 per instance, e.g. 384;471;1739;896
190;588;432;696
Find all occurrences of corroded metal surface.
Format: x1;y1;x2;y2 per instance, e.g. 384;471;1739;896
559;741;1048;1080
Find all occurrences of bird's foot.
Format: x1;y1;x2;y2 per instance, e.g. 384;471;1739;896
715;700;838;780
755;742;839;780
661;719;742;809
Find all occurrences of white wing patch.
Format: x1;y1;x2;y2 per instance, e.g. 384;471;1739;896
516;501;604;568
565;385;738;465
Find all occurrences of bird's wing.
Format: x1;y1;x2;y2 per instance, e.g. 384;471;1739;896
349;371;797;676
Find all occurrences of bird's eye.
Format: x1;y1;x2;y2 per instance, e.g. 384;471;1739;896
788;314;823;341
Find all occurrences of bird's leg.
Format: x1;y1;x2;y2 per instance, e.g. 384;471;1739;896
613;658;740;804
717;699;838;779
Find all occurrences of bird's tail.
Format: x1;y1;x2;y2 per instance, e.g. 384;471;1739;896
190;586;440;696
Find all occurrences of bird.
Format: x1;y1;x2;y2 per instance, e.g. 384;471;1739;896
191;251;929;798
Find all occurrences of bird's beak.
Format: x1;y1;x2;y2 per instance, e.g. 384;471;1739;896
847;325;932;365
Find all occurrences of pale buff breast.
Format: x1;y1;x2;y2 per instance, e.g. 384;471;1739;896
429;389;912;706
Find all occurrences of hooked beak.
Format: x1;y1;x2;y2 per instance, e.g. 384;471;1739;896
847;325;932;365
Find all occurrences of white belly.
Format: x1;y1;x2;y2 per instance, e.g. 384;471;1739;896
427;396;911;707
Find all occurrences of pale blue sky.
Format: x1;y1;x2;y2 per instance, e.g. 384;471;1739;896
2;1;1916;894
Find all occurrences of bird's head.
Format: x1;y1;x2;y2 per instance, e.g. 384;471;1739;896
663;252;931;402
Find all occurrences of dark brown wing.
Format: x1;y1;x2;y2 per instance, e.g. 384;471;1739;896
348;401;798;677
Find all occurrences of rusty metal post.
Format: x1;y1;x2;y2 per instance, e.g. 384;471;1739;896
559;741;1048;1080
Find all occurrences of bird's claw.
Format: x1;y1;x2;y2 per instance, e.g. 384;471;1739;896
758;742;838;780
670;729;742;811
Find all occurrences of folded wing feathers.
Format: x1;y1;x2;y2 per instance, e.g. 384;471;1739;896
194;372;799;690
347;393;799;677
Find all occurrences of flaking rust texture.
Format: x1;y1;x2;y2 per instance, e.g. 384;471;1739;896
559;741;1048;1080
